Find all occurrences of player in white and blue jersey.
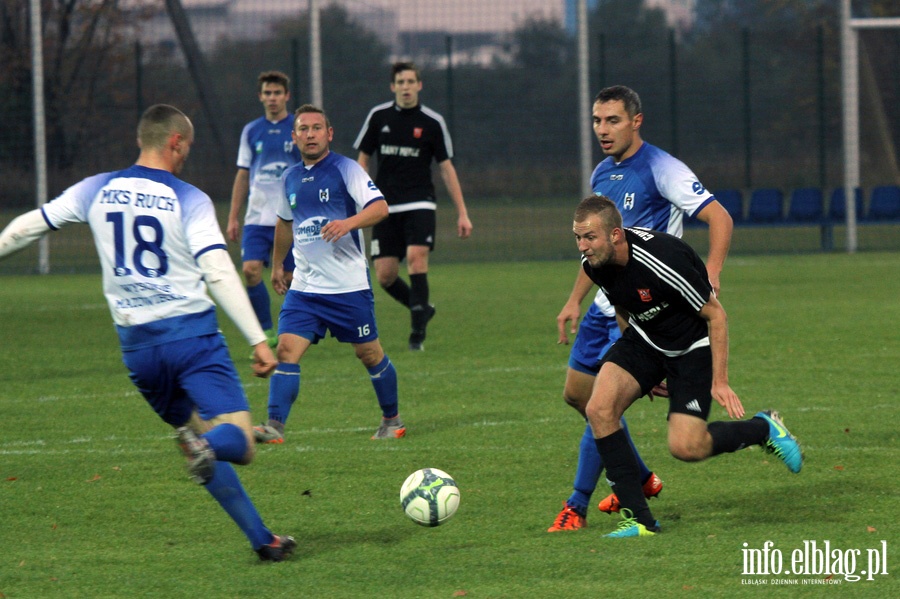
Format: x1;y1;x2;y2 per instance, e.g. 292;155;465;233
227;71;302;347
0;105;296;561
252;104;404;445
549;86;734;531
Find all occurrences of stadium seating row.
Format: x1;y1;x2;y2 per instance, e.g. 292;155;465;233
698;185;900;225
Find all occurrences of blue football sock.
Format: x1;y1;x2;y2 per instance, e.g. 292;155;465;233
567;423;602;512
268;362;300;425
367;355;398;419
203;461;273;550
246;282;273;331
202;423;247;463
621;417;652;482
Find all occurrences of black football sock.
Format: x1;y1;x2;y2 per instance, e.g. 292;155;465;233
596;428;656;528
409;273;430;330
383;278;411;307
708;418;769;456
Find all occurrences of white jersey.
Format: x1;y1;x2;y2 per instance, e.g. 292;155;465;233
40;164;226;350
236;114;301;226
278;152;384;293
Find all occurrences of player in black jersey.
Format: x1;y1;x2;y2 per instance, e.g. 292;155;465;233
572;196;803;538
354;62;473;351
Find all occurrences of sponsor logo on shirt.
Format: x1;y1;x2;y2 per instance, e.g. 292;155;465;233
257;162;290;183
255;141;263;154
634;301;669;322
610;174;623;180
289;193;297;209
295;216;330;244
692;181;706;195
380;144;421;157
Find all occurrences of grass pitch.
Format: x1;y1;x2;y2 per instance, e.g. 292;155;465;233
0;253;897;597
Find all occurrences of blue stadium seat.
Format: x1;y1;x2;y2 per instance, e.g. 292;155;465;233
829;187;864;221
714;189;744;223
747;188;784;223
866;185;900;221
786;188;824;222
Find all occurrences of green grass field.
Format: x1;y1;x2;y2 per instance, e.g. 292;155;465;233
1;253;898;597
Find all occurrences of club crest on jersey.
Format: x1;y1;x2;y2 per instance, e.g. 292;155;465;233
623;193;635;210
638;288;652;302
413;127;423;138
319;188;330;203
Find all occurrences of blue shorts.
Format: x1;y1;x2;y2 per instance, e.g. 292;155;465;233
278;289;380;344
568;302;622;375
122;334;249;426
241;224;295;272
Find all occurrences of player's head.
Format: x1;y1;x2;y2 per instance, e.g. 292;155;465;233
292;104;333;164
137;104;194;174
573;195;624;268
592;85;643;162
391;61;422;109
257;70;291;118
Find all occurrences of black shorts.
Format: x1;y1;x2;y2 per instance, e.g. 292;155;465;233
370;209;436;259
601;326;713;420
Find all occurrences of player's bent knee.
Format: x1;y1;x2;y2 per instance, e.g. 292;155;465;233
668;438;711;462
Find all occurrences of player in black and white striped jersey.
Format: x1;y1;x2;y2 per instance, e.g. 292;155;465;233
573;195;803;538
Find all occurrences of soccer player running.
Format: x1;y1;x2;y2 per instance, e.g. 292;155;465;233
573;195;802;538
255;104;405;444
0;105;295;561
227;71;302;349
354;61;473;351
549;85;735;532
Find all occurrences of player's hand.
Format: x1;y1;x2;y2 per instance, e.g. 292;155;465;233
251;342;277;378
271;266;288;296
556;302;581;345
711;382;744;419
457;215;473;239
320;219;351;242
226;217;240;243
648;380;669;401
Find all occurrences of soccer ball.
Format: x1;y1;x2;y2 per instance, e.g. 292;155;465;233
400;468;460;527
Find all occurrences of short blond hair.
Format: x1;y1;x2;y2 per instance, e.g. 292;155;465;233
137;104;192;150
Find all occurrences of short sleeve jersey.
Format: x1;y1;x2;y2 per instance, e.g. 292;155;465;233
236;114;301;226
40;165;226;350
587;141;714;316
278;152;384;293
353;102;452;211
582;228;713;356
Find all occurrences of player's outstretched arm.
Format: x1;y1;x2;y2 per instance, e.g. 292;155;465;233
557;268;595;344
695;201;733;296
699;295;744;418
226;169;250;242
0;210;51;259
438;160;472;239
198;248;275;377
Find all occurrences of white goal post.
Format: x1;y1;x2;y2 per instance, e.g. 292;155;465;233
841;0;900;253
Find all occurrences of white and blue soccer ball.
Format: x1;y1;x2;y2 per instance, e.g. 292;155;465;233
400;468;460;527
